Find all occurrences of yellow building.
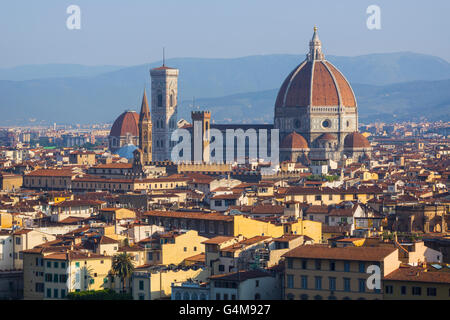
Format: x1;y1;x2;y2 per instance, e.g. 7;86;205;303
132;266;209;300
23;247;112;300
383;263;450;300
283;245;400;300
0;173;23;191
0;212;13;229
140;230;208;266
99;208;136;223
69;151;96;166
144;210;322;244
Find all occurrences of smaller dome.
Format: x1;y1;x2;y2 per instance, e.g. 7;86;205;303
318;133;337;141
116;144;138;159
344;132;371;148
281;132;309;149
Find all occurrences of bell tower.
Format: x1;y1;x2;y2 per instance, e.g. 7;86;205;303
150;60;179;161
138;89;152;164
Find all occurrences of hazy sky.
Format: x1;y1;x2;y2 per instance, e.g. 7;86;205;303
0;0;449;68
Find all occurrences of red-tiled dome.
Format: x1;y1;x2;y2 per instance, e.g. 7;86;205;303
318;133;337;141
280;131;309;149
275;28;356;109
110;111;139;137
344;132;371;148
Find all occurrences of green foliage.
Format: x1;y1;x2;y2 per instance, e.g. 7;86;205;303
111;252;135;293
66;289;132;300
306;174;340;182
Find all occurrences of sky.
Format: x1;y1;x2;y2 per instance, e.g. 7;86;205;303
0;0;449;68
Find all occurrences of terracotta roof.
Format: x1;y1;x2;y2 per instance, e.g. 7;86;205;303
202;236;235;245
144;210;234;222
282;245;397;262
280;132;309;149
221;236;271;252
26;169;75;177
344;132;371;149
275;60;356;108
110;111;139;137
318;133;338;141
184;253;205;263
384;265;450;284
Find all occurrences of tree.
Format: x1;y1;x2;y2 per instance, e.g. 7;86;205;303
111;253;135;293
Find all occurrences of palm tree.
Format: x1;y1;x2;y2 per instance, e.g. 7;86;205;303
111;253;135;293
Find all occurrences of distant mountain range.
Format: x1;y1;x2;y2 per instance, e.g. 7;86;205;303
181;79;450;124
0;52;449;125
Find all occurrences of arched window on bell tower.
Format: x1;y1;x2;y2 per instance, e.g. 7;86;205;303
157;90;163;107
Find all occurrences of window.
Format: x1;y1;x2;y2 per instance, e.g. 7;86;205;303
47;261;51;268
45;274;52;282
61;262;66;269
358;279;365;293
219;265;225;272
329;261;335;271
359;262;365;273
231;294;236;300
301;275;308;289
46;289;51;298
35;283;44;292
183;247;187;252
287;259;293;269
315;260;321;270
385;285;393;294
54;262;59;268
157;92;163;107
344;278;351;292
412;287;422;296
59;274;67;283
426;287;436;296
216;293;221;300
223;294;228;300
302;260;307;269
75;262;80;268
255;280;259;287
139;280;144;291
329;277;336;291
15;237;21;245
315;277;322;290
401;286;406;295
54;289;58;298
53;274;58;283
344;262;350;272
287;275;294;289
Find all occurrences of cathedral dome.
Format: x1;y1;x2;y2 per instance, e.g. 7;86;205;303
275;28;356;109
110;111;139;137
280;131;309;149
344;132;371;149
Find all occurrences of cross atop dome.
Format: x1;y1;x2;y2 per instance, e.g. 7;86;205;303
307;26;325;61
